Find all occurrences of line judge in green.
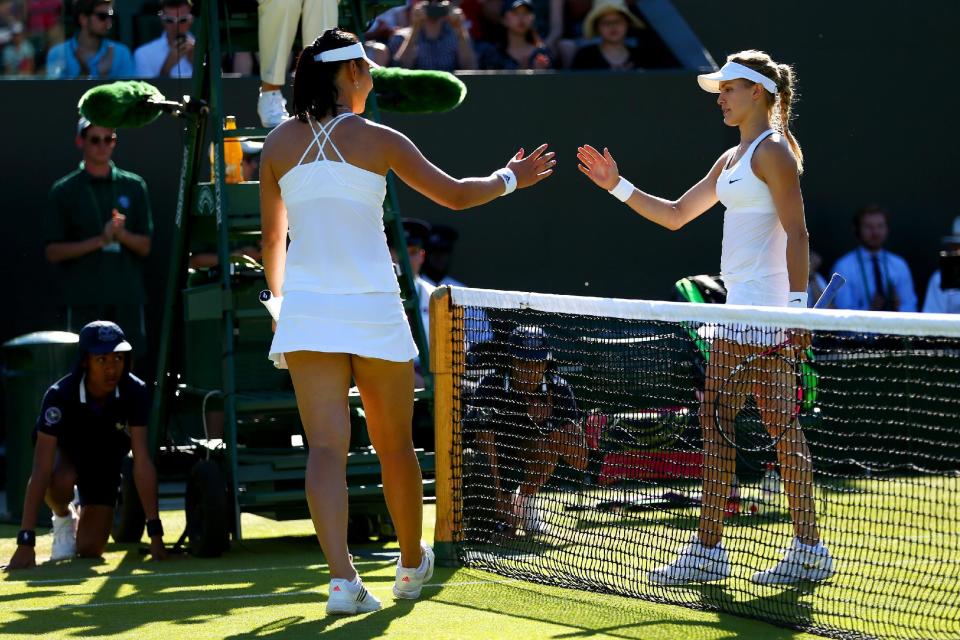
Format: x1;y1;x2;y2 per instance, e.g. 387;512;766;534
45;117;153;353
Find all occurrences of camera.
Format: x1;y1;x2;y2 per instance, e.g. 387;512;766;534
425;2;450;18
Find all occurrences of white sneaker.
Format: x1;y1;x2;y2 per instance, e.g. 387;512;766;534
394;541;435;599
51;506;78;561
648;534;730;585
751;538;835;585
257;89;289;128
326;575;382;615
513;493;550;536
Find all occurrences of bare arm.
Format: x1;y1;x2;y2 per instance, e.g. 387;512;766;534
449;9;477;70
116;228;151;258
754;141;809;291
396;7;425;68
259;150;287;297
577;144;728;231
383;128;555;210
19;433;57;532
45;235;108;263
131;426;167;559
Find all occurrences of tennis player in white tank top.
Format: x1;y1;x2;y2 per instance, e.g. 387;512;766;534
577;50;834;587
259;29;556;615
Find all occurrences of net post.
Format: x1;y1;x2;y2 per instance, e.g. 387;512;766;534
429;286;459;566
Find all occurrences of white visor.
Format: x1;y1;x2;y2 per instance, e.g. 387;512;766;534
697;61;777;95
314;42;381;68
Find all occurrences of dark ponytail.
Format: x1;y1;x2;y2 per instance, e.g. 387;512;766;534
292;28;360;122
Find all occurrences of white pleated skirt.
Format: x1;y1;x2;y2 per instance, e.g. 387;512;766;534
268;291;419;369
699;274;790;346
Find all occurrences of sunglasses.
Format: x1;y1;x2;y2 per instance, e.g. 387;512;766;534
87;134;118;146
91;10;114;21
159;14;192;24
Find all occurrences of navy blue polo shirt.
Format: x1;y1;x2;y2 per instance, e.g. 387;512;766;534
466;372;580;442
35;371;149;466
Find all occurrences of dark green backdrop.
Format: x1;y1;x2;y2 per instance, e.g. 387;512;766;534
4;1;957;357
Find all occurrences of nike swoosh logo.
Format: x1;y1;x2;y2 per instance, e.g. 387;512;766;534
790;298;802;303
728;178;743;184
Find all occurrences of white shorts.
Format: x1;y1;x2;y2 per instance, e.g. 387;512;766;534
268;290;419;369
699;274;790;346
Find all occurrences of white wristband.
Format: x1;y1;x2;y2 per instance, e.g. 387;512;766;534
494;168;517;196
608;176;635;202
787;292;808;308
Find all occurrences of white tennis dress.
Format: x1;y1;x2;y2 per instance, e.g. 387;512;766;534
715;128;789;308
268;113;418;368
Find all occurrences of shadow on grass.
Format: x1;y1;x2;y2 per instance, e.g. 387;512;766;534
0;536;415;638
429;576;816;640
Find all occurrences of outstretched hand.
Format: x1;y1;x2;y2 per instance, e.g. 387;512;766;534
506;144;555;189
577;145;620;191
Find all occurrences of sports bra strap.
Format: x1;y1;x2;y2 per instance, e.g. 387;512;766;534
296;112;353;167
744;128;776;162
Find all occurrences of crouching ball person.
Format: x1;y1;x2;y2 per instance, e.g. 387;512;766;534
259;28;554;614
5;321;166;570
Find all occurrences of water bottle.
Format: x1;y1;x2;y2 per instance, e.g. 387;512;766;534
209;116;244;183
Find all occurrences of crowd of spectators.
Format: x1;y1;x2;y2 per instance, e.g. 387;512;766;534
0;0;681;78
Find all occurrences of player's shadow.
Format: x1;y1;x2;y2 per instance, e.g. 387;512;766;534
692;581;820;631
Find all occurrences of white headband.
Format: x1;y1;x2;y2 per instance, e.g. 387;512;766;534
313;43;380;67
697;61;778;95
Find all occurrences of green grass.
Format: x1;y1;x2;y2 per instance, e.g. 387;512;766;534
0;505;830;640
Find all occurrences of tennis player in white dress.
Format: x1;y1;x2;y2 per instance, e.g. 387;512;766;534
260;28;555;614
577;50;834;586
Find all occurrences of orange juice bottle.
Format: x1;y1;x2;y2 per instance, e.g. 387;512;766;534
223;116;243;184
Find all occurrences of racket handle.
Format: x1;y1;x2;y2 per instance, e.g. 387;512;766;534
814;273;845;309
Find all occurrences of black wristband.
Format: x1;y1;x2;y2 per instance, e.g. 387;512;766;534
16;530;36;547
146;519;164;538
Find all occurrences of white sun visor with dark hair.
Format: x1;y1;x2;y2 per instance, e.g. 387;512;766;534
697;61;776;94
314;43;381;68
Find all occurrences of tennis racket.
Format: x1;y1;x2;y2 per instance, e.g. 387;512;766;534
712;274;845;452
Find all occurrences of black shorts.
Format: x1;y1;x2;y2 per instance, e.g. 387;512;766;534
64;451;124;508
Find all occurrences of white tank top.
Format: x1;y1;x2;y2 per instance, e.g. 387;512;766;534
715;129;788;285
278;114;399;295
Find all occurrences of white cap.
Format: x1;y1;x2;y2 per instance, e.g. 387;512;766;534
240;139;263;155
313;43;381;68
698;61;777;95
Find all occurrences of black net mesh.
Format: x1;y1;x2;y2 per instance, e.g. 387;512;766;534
446;294;960;640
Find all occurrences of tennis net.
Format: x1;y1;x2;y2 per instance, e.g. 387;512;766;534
429;286;960;640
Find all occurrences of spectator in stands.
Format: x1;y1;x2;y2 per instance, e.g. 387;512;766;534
258;0;338;127
477;0;553;70
45;0;134;79
807;250;828;307
391;0;477;72
26;0;63;53
464;325;587;537
422;224;463;287
458;0;504;46
831;205;917;311
3;21;35;74
134;0;193;79
45;118;153;353
922;216;960;314
571;0;670;70
241;139;262;182
4;321;168;570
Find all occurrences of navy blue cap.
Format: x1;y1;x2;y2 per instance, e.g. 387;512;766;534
502;0;534;14
509;325;551;361
389;218;432;249
428;224;459;251
78;321;132;356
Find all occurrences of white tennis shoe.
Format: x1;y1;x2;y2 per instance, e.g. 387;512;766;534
751;538;835;585
393;541;435;599
50;506;78;561
648;534;730;585
326;575;382;615
257;89;289;128
513;492;551;536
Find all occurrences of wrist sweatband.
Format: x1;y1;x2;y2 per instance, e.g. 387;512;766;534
609;176;635;202
16;530;35;547
494;168;517;196
787;292;808;308
146;519;164;538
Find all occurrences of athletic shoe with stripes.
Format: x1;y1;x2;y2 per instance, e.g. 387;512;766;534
648;534;730;586
326;575;382;615
751;538;835;585
393;541;435;599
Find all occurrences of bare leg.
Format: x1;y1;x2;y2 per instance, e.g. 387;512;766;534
286;351;355;580
45;452;76;518
351;355;423;570
518;446;559;497
76;505;114;558
759;360;820;545
698;339;746;548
